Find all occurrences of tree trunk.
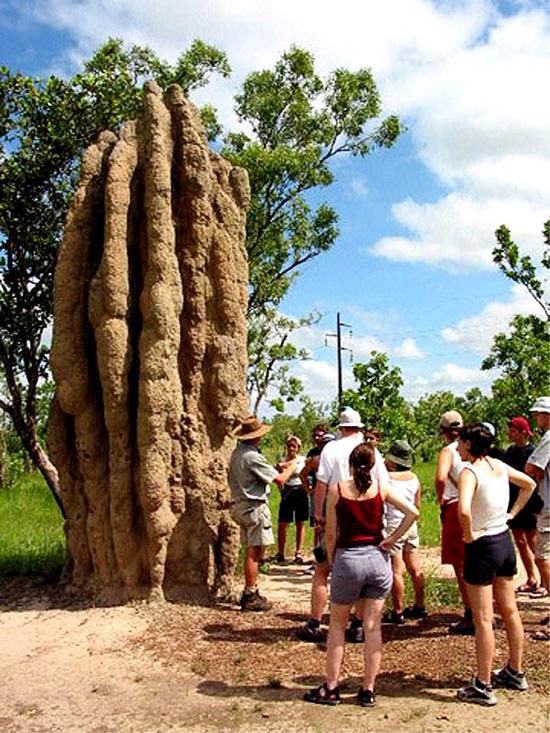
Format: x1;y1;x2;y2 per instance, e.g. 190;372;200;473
49;83;250;604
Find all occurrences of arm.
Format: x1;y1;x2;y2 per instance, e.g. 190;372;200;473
313;480;328;525
325;484;338;565
435;446;454;505
414;479;422;510
525;462;544;485
272;458;298;487
379;482;419;552
457;467;478;543
505;463;536;520
299;456;317;493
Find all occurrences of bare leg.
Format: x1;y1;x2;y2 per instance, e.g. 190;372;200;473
391;553;405;614
326;602;352;688
295;521;305;556
310;563;330;621
466;583;494;685
244;546;262;590
493;576;524;672
535;556;550;594
512;528;539;587
362;598;386;691
404;550;425;607
277;522;287;557
453;560;470;610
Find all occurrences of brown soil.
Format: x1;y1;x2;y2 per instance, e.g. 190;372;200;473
1;558;548;733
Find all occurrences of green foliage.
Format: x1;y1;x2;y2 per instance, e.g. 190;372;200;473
493;221;549;319
247;309;321;414
0;472;65;576
223;45;403;317
341;351;413;449
482;314;550;425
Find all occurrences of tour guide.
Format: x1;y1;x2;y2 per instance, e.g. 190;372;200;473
229;415;297;611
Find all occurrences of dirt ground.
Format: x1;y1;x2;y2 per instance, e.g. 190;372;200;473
1;554;549;733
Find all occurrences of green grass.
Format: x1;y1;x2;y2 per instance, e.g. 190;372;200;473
0;472;66;576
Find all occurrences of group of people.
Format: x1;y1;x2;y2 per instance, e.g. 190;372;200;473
228;396;550;708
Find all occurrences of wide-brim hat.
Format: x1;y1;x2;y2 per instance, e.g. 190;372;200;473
386;439;413;468
232;415;272;440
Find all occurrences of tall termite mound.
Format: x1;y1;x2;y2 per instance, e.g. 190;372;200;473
48;82;250;603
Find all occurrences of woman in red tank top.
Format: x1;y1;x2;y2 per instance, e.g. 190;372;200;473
304;443;418;707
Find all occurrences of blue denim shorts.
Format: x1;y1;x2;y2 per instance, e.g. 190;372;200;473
330;545;392;604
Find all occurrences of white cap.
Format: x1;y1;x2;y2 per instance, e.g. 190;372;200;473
338;408;363;429
530;396;550;413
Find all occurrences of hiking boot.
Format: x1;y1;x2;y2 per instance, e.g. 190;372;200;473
346;621;364;643
493;664;528;691
382;610;405;625
403;604;428;619
457;677;496;706
448;616;475;636
240;590;272;612
357;687;376;707
296;622;325;643
303;682;341;705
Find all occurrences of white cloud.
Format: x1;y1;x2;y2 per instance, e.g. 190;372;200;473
350;177;369;198
441;284;543;354
394;338;425;360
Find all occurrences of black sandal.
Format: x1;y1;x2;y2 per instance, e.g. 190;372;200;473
303;682;341;705
357;687;376;707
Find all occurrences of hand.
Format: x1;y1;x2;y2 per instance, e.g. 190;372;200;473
463;528;484;543
314;515;325;527
378;537;394;553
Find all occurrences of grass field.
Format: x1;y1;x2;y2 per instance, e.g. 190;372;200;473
0;473;65;576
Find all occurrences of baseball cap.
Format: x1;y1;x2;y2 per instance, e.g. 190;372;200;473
508;416;533;436
321;432;336;444
439;410;463;430
338;408;364;429
530;396;550;414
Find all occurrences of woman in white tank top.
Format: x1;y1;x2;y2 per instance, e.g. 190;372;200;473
455;424;536;706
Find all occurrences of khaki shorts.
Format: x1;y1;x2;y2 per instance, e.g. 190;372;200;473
386;520;420;555
231;501;274;548
535;530;550;560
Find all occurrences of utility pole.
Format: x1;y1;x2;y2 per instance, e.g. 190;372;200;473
325;312;352;409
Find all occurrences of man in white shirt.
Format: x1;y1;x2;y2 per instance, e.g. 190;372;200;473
525;396;550;638
297;408;389;642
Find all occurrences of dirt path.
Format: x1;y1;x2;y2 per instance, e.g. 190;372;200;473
0;560;548;733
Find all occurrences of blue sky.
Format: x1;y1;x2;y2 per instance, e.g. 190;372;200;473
1;0;548;411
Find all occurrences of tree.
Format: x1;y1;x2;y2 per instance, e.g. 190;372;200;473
482;314;550;420
493;220;549;320
482;220;550;423
224;46;402;318
247;309;320;414
341;351;413;447
0;39;230;512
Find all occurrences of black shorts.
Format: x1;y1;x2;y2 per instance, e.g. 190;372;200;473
278;486;309;524
463;529;517;585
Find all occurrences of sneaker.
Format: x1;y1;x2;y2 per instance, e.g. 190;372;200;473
448;616;475;636
303;682;341;705
274;553;286;564
457;678;497;706
296;622;325;643
382;610;405;625
357;688;376;707
346;622;364;644
403;604;428;619
240;590;272;612
493;664;528;691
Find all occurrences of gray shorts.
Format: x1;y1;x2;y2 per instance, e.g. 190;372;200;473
231;501;274;548
330;545;392;604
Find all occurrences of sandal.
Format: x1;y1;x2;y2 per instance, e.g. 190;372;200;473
294;553;304;564
533;629;550;641
529;586;549;599
516;582;538;594
303;682;341;705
